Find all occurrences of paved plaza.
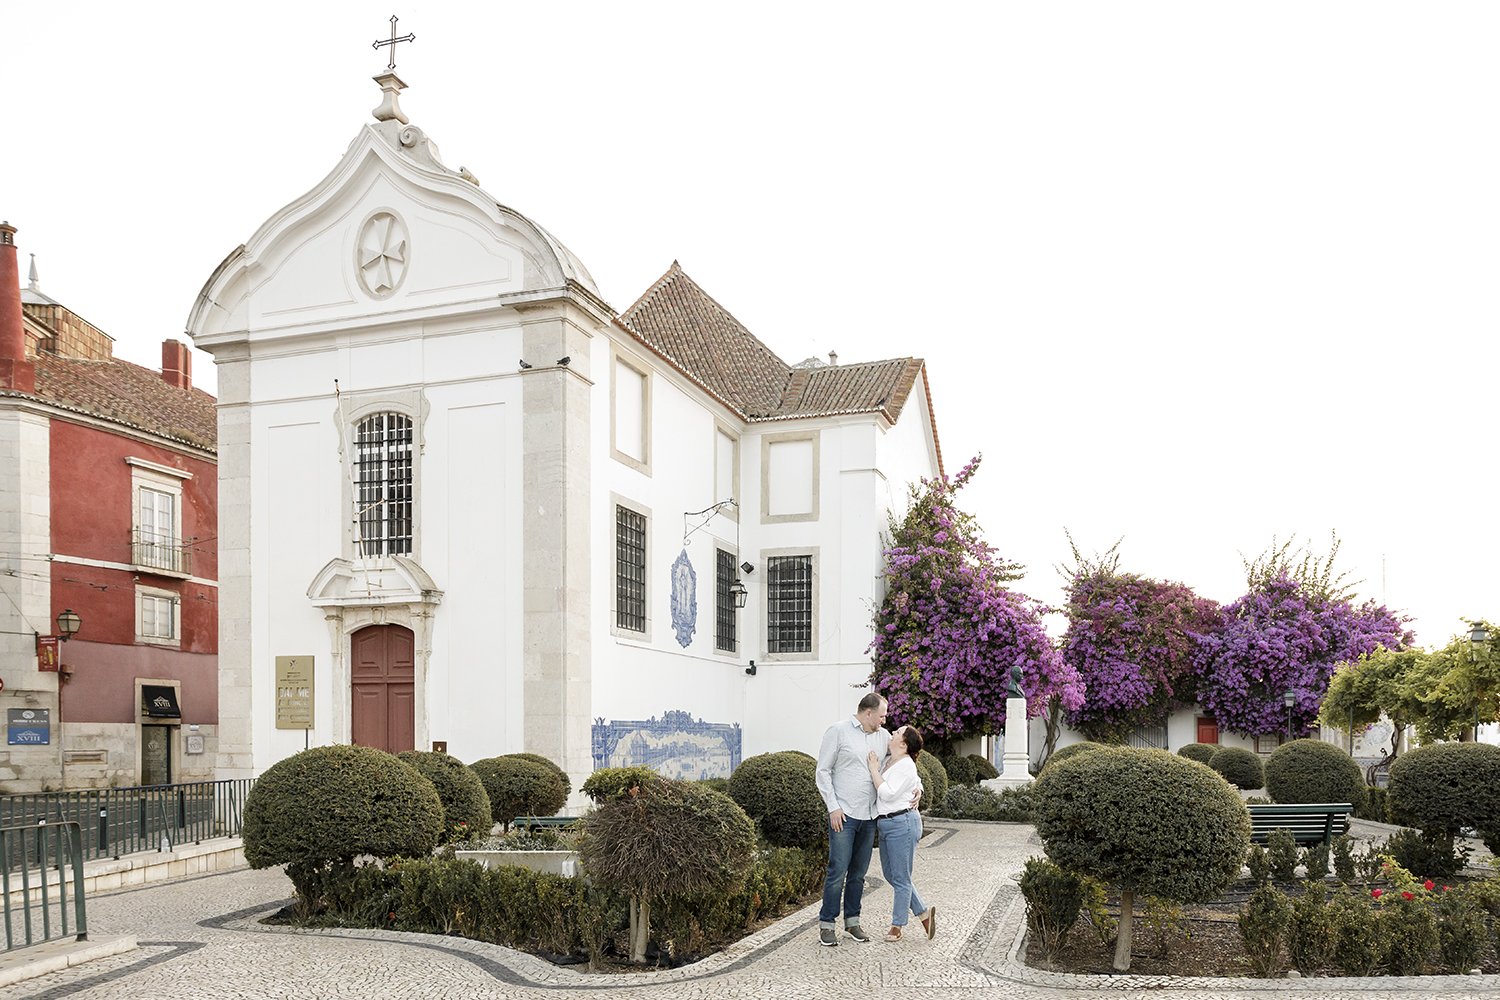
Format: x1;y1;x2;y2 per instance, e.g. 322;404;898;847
0;820;1496;999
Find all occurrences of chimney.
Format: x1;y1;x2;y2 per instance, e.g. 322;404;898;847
828;350;839;366
0;222;35;392
161;339;192;390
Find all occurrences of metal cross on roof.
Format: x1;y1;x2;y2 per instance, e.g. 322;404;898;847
372;15;415;71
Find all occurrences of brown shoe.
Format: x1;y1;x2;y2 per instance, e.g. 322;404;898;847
883;926;902;943
919;907;937;939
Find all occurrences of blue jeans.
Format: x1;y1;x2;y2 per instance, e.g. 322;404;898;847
819;815;875;927
876;810;926;927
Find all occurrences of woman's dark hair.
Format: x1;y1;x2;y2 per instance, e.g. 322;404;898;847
898;726;924;756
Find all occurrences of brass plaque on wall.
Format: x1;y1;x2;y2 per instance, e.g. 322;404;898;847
275;656;315;730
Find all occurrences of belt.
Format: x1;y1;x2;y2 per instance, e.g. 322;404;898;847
877;808;910;820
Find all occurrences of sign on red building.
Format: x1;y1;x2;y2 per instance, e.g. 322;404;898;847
36;635;59;671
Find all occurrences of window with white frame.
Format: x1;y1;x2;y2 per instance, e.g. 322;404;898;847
128;458;189;575
715;548;737;653
353;412;414;556
611;357;650;472
766;554;813;654
137;588;179;645
714;428;737;507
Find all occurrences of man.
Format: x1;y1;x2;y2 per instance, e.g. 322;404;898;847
814;692;917;946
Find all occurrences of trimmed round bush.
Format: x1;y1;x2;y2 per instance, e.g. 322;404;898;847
915;749;948;811
940;753;979;787
1044;741;1105;770
728;751;826;848
243;745;443;902
579;779;757;962
1208;746;1265;790
1264;739;1367;810
1388;742;1500;850
505;752;572;799
469;755;568;828
396;750;492;841
1177;743;1218;765
581;765;661;803
1034;746;1250;971
968;753;1000;780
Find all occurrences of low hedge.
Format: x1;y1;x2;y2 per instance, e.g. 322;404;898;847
1209;746;1265;790
1388;742;1500;851
1177;743;1218;765
968;753;1000;780
1044;742;1105;770
469;756;569;829
728;751;827;849
1264;739;1367;811
915;749;948;811
1353;785;1389;823
396;750;493;842
939;753;979;787
933;782;1035;822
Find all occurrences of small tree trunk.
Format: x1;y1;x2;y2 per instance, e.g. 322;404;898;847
1112;888;1134;972
628;898;640;962
634;900;652;963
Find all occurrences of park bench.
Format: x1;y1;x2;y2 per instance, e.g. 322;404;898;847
512;815;582;833
1246;802;1352;846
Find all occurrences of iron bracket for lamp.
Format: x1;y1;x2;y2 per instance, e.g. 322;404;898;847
681;499;739;547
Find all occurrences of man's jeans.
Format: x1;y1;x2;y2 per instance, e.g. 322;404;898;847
876;810;926;927
819;815;875;928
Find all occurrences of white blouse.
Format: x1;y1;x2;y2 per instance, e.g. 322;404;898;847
875;756;922;813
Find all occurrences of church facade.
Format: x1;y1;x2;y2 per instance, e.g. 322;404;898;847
186;73;942;792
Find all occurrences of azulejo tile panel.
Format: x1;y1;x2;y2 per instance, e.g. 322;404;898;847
591;708;742;780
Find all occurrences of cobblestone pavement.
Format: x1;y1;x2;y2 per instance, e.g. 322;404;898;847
0;820;1496;999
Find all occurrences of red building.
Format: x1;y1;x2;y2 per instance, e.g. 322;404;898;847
0;221;218;791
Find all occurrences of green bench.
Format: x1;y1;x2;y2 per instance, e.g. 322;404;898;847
1247;802;1352;846
512;815;582;832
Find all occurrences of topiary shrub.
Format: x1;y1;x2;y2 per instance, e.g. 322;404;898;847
727;751;826;849
580;766;661;803
1177;743;1217;765
914;749;948;810
968;753;999;780
506;752;572;800
1035;746;1250;972
1018;856;1084;964
1388;742;1500;852
1264;739;1366;811
396;751;493;843
934;783;1035;822
1044;741;1105;770
243;745;443;911
696;776;730;794
1354;785;1389;822
1209;746;1265;790
939;753;979;787
469;755;568;829
578;779;756;963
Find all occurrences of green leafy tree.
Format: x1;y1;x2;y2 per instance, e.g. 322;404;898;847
1319;647;1425;757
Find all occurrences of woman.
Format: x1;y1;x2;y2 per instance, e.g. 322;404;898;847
866;725;936;942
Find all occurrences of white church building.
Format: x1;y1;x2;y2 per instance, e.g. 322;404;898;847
186;69;943;791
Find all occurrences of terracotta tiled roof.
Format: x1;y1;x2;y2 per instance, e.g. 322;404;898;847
619;262;927;425
21;353;217;452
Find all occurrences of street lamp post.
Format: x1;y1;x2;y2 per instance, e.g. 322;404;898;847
1283;689;1296;741
1469;623;1489;742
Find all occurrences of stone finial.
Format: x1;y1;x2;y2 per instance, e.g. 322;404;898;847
373;71;410;125
28;254;38;291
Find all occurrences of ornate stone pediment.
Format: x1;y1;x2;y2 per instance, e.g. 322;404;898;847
306;555;444;609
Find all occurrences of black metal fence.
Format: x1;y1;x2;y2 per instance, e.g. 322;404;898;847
0;821;88;952
0;779;253;866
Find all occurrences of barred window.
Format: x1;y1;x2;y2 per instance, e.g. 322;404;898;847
767;554;813;654
616;505;647;632
354;412;414;556
715;548;737;653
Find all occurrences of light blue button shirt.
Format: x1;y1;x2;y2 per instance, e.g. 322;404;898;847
815;717;892;820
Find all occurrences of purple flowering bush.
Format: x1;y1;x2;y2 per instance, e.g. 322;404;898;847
1192;574;1410;738
868;457;1083;741
1060;549;1221;743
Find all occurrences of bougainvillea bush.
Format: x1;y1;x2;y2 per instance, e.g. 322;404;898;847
1059;541;1221;743
1192;574;1409;739
868;457;1083;741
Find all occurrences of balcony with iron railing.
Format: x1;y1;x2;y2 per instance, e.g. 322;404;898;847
131;530;192;577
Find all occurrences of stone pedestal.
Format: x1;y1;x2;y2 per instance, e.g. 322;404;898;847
984;696;1034;790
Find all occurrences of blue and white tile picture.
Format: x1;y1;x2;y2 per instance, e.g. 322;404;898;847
592;709;742;780
669;549;697;648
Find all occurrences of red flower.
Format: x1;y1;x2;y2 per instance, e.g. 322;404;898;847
1423;880;1435;891
1442;885;1450;892
388;911;395;920
1401;891;1414;901
1371;888;1383;898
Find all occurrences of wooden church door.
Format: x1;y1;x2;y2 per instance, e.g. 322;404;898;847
350;624;415;753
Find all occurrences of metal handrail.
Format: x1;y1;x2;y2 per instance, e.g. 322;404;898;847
0;820;87;952
0;779;253;867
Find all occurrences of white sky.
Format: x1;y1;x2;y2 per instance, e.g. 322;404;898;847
7;3;1496;648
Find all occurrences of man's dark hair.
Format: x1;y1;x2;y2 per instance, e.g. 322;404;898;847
899;726;925;756
857;693;885;713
